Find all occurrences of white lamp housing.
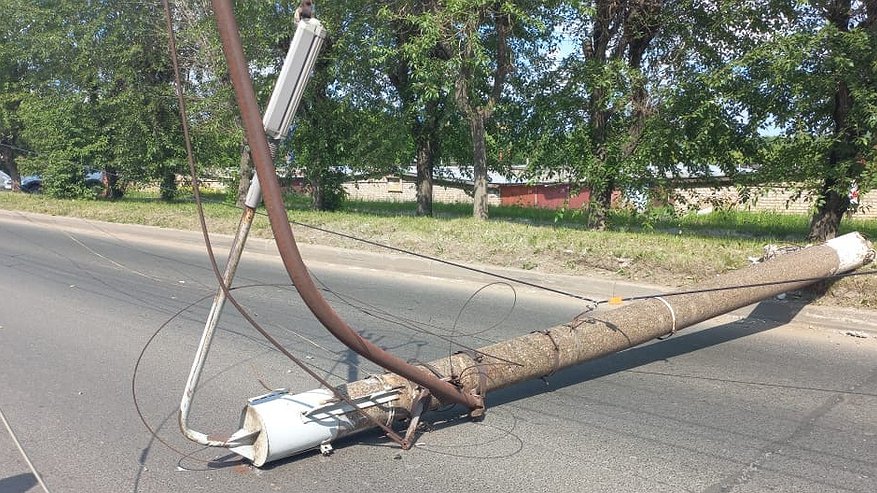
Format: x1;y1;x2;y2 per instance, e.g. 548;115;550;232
229;386;401;466
262;18;326;140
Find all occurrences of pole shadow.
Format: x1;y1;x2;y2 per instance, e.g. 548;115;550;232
0;473;37;493
487;300;807;408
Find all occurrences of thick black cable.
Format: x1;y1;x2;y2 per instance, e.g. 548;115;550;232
23;176;877;311
286;217;602;305
241;200;877;309
86;183;877;309
602;267;877;306
31;165;875;313
190;194;877;309
171;191;601;306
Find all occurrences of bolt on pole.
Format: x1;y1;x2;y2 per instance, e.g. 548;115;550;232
227;233;874;466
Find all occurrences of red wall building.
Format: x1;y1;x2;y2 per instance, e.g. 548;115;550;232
499;184;591;209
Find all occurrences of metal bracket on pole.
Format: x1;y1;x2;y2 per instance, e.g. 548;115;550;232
402;389;432;449
178;17;326;448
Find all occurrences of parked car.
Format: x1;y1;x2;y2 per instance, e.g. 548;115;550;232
19;170;104;194
1;171;11;190
20;175;42;193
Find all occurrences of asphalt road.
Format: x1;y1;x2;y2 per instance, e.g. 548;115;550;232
1;211;876;493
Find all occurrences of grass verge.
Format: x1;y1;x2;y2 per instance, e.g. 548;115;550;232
1;190;875;309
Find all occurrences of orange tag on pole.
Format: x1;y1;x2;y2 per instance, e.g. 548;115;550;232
608;296;623;305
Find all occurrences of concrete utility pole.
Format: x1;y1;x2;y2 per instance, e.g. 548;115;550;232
203;0;876;469
228;233;874;466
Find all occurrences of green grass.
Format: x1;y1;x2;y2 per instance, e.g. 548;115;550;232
2;190;875;308
335;197;877;242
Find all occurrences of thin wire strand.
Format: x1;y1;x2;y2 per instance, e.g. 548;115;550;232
173;192;877;311
131;282;374;464
132;292;230;464
606;267;877;305
162;0;409;448
450;282;519;338
313;276;523;366
0;406;52;493
285;215;601;305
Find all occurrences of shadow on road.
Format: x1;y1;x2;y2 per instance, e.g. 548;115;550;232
0;473;37;493
487;300;806;408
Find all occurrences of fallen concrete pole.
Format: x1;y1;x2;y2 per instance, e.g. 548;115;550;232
227;233;874;466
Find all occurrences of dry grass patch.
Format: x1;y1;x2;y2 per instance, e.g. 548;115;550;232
1;191;874;308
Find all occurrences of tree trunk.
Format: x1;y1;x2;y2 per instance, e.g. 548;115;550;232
453;10;510;221
237;142;252;208
470;112;489;220
415;136;434;217
808;182;848;241
1;145;20;191
413;99;442;217
582;0;660;231
586;57;611;230
589;183;614;230
808;3;855;243
388;30;443;218
587;94;611;229
104;166;124;200
309;173;326;211
160;169;177;201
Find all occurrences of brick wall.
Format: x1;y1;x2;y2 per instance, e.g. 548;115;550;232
343;177;501;206
672;185;877;219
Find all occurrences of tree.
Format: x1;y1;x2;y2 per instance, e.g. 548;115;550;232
3;0;185;200
727;1;877;240
450;1;514;220
805;0;875;240
0;52;26;191
0;0;52;191
524;1;665;229
171;0;296;205
383;0;453;217
392;0;544;220
288;0;411;210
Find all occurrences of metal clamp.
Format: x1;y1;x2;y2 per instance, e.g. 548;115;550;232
454;350;488;419
654;296;678;340
402;388;433;449
534;329;561;379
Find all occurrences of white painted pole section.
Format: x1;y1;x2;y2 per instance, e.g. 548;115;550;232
827;233;876;272
229;386;401;466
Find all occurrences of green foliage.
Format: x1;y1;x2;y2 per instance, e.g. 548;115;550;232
315;168;348;212
0;0;874;236
717;1;877;239
42;158;89;199
285;1;413;211
0;0;185;198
